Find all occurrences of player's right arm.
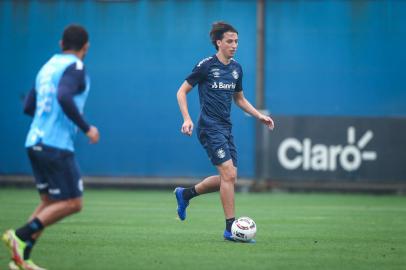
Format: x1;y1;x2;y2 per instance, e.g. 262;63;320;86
177;58;210;136
176;81;194;136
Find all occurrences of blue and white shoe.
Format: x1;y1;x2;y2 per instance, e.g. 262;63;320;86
174;187;189;221
223;230;256;243
223;230;236;242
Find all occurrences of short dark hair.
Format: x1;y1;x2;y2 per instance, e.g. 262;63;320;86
62;24;89;51
209;22;238;50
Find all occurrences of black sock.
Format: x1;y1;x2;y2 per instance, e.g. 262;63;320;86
182;186;199;201
226;217;235;232
15;218;44;241
23;238;36;260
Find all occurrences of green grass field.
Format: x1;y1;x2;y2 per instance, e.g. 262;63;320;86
1;188;405;270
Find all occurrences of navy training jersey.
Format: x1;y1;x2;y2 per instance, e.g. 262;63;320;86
186;55;243;130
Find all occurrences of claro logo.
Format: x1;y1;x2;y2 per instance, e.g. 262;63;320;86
278;127;377;172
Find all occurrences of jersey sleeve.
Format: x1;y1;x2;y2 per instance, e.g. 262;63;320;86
235;65;243;92
23;87;36;117
185;61;209;87
57;62;90;133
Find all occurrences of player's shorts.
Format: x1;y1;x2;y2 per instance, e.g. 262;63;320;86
197;127;237;167
27;143;83;200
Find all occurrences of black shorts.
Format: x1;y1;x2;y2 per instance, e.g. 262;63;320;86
197;128;237;167
27;144;83;200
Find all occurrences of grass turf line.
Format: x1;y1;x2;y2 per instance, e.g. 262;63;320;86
1;188;406;270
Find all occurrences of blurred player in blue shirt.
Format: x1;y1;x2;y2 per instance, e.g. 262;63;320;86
174;22;274;241
2;24;99;270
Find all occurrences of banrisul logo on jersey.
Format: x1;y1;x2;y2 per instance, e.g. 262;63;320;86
266;116;406;182
278;127;376;172
211;81;236;90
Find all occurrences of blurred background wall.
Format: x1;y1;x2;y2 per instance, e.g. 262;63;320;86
0;1;405;181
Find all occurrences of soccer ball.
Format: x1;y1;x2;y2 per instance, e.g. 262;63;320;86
231;217;257;242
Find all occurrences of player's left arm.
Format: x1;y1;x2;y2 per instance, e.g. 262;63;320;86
58;63;100;144
57;64;91;133
233;91;274;130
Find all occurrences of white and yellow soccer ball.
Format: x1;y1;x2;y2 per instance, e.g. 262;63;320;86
231;217;257;242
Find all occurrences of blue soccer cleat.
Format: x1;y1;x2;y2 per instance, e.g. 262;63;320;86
223;230;256;243
223;230;236;242
174;187;189;221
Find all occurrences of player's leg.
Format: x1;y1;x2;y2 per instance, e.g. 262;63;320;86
30;194;54;222
2;147;48;267
13;193;53;266
14;195;81;247
6;194;52;270
6;196;81;270
4;145;83;269
32;147;83;227
35;197;82;226
174;175;220;221
184;175;221;199
175;128;214;220
175;129;232;221
6;193;67;267
192;128;226;195
217;160;236;219
195;175;220;194
219;132;239;241
179;171;230;213
216;159;238;240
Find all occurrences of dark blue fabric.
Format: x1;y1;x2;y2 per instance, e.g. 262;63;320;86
186;55;243;130
27;143;83;200
23;88;36;117
57;62;90;133
197;127;237;167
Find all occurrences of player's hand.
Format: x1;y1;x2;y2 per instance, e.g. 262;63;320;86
86;125;100;144
259;114;274;130
181;119;194;136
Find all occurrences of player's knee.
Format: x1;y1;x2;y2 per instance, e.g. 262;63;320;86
222;170;237;183
67;199;83;213
74;200;83;213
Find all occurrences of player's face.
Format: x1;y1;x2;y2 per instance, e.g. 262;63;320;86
217;32;238;59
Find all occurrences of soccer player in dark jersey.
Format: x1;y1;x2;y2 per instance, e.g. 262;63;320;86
174;22;274;241
2;24;99;270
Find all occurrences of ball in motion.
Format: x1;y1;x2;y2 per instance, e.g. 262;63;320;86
231;217;257;242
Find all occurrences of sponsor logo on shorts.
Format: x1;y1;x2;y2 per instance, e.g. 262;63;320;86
49;188;61;195
36;183;48;189
217;148;226;159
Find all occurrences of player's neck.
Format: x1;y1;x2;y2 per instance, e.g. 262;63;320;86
63;50;84;60
216;52;231;65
